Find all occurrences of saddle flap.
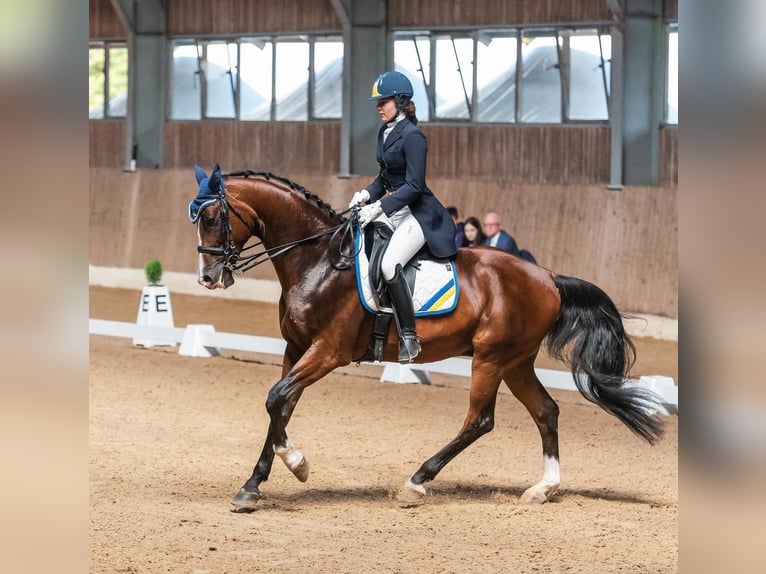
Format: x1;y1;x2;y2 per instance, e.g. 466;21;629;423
366;222;393;294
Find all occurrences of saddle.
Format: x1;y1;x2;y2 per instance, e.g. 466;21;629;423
357;222;458;362
365;223;418;301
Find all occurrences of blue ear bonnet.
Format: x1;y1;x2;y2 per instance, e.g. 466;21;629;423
188;163;224;222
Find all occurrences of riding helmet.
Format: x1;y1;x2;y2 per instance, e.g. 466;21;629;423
369;71;414;100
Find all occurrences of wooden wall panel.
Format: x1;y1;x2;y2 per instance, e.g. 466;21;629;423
90;0;128;39
598;186;678;315
425;125;610;184
97;119;669;187
434;180;678;317
90;122;125;167
90;168;678;317
164;121;340;174
664;0;678;20
89;168;221;276
162;122;610;183
388;0;611;28
167;0;341;35
96;119;666;187
88;168;365;281
660;127;678;187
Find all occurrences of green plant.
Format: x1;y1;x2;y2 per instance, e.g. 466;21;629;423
144;259;163;285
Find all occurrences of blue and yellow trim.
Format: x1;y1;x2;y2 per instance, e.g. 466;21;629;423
420;279;456;313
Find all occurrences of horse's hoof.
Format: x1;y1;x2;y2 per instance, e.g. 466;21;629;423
396;479;427;507
231;487;262;512
291;455;310;483
520;486;550;505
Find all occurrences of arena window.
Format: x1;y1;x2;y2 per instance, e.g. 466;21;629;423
88;41;128;119
393;26;612;125
665;23;678;125
169;35;343;122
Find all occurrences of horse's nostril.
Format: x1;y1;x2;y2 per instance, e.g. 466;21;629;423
201;275;213;285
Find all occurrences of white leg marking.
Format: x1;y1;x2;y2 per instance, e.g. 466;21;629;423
520;455;560;505
274;440;310;482
542;454;560;490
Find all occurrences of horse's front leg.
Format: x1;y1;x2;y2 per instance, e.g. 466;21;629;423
231;340;342;511
231;342;302;511
231;388;307;511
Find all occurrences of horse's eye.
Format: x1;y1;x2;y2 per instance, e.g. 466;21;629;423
202;214;217;227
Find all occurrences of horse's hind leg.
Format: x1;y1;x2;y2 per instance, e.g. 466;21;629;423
504;358;560;504
398;360;503;506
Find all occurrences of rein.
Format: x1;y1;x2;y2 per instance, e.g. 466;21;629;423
233;214;357;273
197;189;360;274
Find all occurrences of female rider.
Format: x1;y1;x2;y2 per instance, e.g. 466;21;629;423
349;71;457;363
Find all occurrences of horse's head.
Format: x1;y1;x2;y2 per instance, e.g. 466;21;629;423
188;163;251;289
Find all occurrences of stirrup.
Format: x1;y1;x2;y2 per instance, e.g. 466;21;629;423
398;336;421;363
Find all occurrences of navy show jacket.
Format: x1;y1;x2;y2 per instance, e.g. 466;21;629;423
365;118;457;260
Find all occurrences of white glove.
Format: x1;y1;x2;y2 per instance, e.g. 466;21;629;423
358;200;383;228
348;189;370;209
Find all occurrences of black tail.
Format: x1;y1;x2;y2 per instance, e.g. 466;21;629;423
545;275;664;444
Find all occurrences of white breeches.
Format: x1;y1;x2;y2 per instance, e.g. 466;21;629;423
378;208;426;281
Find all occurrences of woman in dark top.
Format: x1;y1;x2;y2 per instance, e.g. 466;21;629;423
348;70;457;363
460;216;486;248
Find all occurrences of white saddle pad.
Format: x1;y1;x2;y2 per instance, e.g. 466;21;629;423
354;228;459;317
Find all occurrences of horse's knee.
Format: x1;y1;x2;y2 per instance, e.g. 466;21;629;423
462;411;494;439
265;383;287;415
476;411;495;435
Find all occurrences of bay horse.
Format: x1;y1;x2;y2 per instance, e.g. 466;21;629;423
189;164;664;511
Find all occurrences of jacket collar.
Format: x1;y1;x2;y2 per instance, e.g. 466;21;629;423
381;116;408;150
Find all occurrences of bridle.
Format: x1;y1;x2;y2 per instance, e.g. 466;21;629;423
196;189;246;272
196;187;359;274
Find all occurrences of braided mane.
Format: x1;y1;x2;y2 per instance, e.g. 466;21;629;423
225;170;343;222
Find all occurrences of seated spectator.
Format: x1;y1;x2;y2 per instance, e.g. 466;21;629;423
482;211;537;263
482;212;518;252
447;206;464;249
460;216;486;247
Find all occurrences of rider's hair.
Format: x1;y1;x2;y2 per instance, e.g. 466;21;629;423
395;95;417;123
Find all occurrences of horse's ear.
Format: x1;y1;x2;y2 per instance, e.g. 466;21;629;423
208;163;222;192
194;164;207;184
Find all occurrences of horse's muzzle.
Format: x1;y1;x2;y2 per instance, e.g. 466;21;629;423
199;265;235;289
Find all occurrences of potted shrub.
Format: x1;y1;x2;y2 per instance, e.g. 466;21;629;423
133;259;176;347
144;259;163;285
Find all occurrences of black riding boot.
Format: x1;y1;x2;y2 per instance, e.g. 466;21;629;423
386;265;421;363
